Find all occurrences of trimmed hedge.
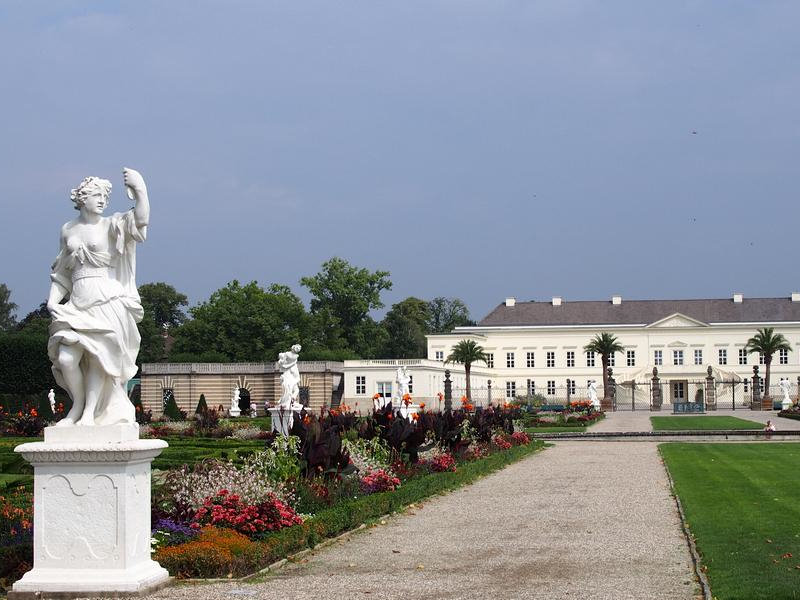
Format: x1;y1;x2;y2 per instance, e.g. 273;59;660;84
157;440;544;578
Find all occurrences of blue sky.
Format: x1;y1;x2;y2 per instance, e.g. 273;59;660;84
1;1;799;322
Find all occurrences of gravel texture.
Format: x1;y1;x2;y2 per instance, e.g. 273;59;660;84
152;442;698;600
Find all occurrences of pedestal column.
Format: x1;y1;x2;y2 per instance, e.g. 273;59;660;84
11;424;171;598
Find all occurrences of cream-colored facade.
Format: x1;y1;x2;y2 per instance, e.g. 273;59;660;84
424;295;800;408
341;359;494;413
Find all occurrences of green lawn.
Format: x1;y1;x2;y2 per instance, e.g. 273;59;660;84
660;443;800;599
0;435;266;486
526;426;587;433
651;416;763;431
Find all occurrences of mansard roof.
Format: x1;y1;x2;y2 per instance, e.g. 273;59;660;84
477;297;800;328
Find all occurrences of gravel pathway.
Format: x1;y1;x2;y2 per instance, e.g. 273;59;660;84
152;442;698;600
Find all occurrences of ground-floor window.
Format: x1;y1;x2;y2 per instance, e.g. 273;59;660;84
527;379;535;395
506;381;516;398
376;381;392;400
355;376;366;395
547;380;555;395
567;379;576;394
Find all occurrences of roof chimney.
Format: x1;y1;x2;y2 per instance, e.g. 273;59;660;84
552;296;562;307
792;293;800;303
611;295;622;305
505;297;516;307
733;293;743;304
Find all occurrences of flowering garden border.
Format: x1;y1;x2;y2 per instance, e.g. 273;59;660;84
156;439;544;580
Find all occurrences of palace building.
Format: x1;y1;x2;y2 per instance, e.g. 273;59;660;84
142;293;800;415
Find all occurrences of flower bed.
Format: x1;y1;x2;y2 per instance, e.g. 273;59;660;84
5;401;542;586
777;405;800;421
154;440;542;579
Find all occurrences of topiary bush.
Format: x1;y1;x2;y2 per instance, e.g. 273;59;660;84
163;393;187;421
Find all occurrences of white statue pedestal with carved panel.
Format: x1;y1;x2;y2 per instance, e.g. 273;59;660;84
10;424;171;598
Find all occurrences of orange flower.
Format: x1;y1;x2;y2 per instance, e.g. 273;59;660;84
302;414;311;425
419;402;426;410
460;396;468;405
30;408;38;417
437;392;443;401
412;413;419;421
373;393;381;400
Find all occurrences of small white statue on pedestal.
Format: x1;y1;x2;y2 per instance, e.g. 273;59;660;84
272;344;304;436
779;379;792;410
229;387;241;417
48;388;56;415
588;381;600;410
393;366;419;422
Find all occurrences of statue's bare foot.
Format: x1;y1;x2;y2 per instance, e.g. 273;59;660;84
55;417;76;427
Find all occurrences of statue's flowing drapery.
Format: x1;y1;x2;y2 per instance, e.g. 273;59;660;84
48;211;145;425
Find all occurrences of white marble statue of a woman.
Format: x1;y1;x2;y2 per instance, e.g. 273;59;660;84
47;168;148;427
779;379;792;410
588;380;600;410
278;344;302;409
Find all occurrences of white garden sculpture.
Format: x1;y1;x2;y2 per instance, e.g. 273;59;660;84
271;344;304;436
47;388;55;415
779;379;792;410
12;169;170;597
588;381;600;410
230;387;241;417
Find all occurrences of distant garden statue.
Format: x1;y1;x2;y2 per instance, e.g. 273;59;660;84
48;168;148;426
229;387;241;417
394;365;411;403
779;379;792;410
272;344;303;436
587;380;600;410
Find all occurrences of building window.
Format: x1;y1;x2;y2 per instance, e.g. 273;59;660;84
608;353;615;367
673;350;684;366
506;381;516;398
376;382;392;400
355;376;366;395
738;349;747;365
547;380;555;395
485;353;494;368
586;351;595;367
546;351;555;368
654;350;663;366
408;376;413;394
526;379;535;396
718;349;727;365
506;352;515;368
759;352;765;366
780;348;789;365
526;352;535;368
694;349;703;366
566;351;575;367
435;351;444;361
626;350;635;367
567;379;576;394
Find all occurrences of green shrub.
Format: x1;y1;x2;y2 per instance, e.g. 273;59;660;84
195;394;208;414
163;394;186;421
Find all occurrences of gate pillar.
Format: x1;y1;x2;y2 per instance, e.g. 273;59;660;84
651;367;662;411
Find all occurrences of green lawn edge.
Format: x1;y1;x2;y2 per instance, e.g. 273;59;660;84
659;443;800;600
651;416;764;431
159;440;545;579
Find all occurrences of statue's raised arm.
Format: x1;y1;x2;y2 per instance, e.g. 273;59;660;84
48;168;149;427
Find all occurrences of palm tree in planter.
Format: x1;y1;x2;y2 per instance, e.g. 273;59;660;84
583;333;624;406
745;327;791;401
445;340;488;408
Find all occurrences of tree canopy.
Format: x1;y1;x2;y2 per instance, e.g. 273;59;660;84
0;283;18;331
426;297;474;333
300;257;392;357
171;281;308;362
382;297;429;359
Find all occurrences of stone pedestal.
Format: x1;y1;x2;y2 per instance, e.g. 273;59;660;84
229;406;241;417
11;424;171;598
399;403;420;422
269;405;302;437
